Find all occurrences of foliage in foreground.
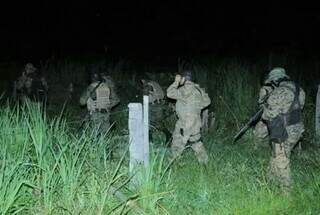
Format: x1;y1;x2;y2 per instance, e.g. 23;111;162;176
1;58;320;214
1;101;320;214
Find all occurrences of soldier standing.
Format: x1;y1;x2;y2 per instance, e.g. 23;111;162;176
167;70;211;164
15;63;48;103
261;67;305;193
80;73;120;134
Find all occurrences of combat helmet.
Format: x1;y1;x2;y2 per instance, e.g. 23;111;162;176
264;67;289;84
182;70;193;81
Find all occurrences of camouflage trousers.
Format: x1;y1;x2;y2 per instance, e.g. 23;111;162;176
89;111;110;135
268;123;304;192
171;114;208;164
253;121;269;149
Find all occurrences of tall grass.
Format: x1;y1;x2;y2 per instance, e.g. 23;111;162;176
1;56;320;214
0;101;134;214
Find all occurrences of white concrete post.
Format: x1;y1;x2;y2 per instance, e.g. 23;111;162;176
128;103;144;173
143;96;149;168
316;85;320;144
128;96;150;176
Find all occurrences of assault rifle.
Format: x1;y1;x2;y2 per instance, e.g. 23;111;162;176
233;84;274;143
233;108;263;143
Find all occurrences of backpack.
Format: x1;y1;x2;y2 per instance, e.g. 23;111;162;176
194;84;211;109
87;82;110;111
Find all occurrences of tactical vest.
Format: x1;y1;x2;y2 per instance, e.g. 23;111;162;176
194;84;211;109
87;83;110;112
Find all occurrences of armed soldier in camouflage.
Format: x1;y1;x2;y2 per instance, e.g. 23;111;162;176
167;70;211;164
261;68;305;193
15;63;49;103
80;73;120;134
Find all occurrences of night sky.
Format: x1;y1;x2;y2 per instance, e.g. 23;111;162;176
1;2;320;61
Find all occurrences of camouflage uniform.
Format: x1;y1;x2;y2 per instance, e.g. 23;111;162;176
15;63;48;103
80;78;120;134
142;80;165;104
261;68;305;192
142;79;173;142
167;76;211;164
141;79;166;121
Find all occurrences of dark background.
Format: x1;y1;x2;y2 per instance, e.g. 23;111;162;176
1;2;320;62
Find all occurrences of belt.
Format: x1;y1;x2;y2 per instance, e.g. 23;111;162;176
91;109;108;113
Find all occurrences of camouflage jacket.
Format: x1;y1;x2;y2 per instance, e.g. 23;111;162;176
143;80;165;104
262;81;305;123
167;80;211;117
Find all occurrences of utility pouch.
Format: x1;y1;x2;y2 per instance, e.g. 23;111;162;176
267;115;288;143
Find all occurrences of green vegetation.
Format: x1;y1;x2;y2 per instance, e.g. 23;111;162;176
0;57;319;214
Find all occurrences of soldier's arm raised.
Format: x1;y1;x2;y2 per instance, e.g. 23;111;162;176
166;81;180;99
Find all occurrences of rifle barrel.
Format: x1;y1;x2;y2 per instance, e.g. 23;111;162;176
233;108;264;143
